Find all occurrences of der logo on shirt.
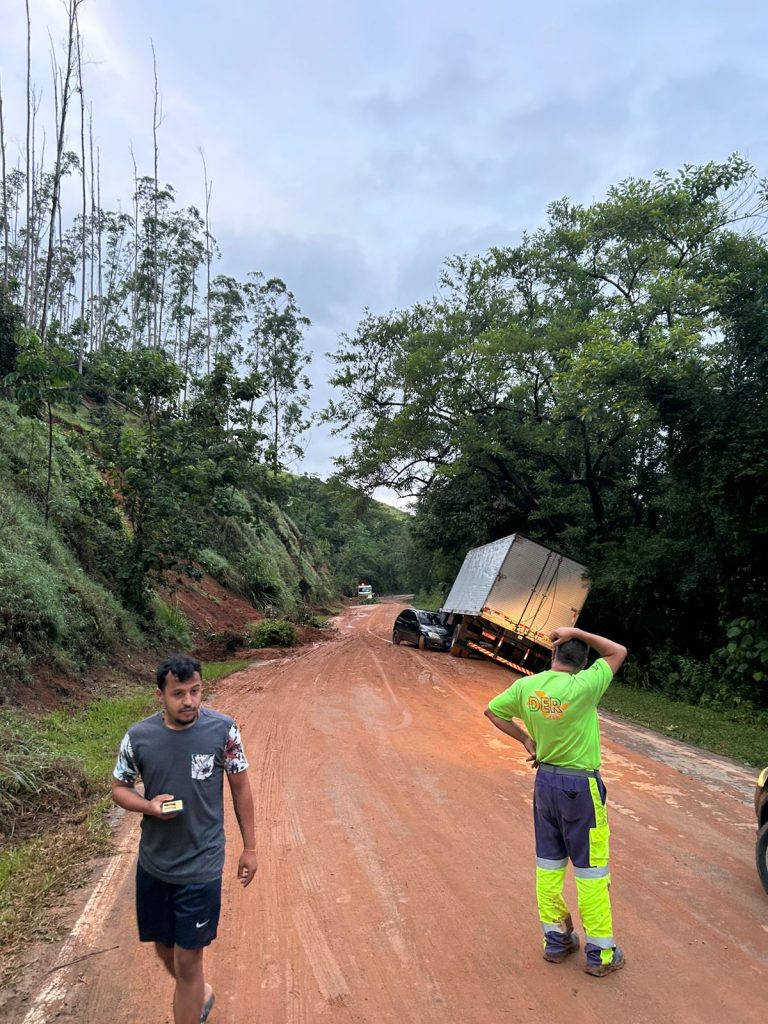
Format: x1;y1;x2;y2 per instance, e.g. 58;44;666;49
191;753;215;780
527;691;570;719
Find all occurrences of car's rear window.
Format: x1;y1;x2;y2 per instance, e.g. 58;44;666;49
417;611;441;625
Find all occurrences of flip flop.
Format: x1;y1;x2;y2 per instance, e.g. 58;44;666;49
200;991;215;1023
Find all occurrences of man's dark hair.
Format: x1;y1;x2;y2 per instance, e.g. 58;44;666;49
552;638;589;670
156;654;202;689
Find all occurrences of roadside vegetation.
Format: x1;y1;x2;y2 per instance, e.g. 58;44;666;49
0;687;154;966
411;588;446;612
602;682;768;768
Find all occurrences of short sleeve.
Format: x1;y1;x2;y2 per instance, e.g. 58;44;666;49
224;722;249;774
575;658;613;700
488;682;523;721
113;732;139;784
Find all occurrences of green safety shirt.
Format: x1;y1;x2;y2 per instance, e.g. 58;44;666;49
487;658;613;770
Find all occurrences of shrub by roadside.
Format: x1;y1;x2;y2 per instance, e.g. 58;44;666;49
246;619;297;649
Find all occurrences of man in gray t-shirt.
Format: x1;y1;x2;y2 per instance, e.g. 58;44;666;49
112;654;256;1024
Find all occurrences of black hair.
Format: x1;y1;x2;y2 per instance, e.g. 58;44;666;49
552;638;589;670
156;654;202;689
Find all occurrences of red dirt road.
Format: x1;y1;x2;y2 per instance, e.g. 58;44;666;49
15;600;766;1023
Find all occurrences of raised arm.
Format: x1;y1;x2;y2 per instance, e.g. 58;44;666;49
550;626;628;676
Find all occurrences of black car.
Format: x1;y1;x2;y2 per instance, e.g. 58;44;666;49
392;608;452;651
756;766;768;894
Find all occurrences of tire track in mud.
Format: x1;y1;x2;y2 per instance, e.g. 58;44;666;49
234;618;463;1021
325;616;527;1020
218;643;349;1024
312;623;459;1020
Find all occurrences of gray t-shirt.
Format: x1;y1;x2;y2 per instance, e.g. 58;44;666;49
113;707;248;884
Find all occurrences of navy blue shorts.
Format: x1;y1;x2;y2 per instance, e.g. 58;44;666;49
136;862;222;949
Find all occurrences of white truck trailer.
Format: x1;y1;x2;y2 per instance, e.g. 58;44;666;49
441;533;590;676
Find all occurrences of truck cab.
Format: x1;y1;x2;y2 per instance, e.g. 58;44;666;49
357;583;374;601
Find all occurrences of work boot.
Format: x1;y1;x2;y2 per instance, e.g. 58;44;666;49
543;931;580;963
584;945;625;977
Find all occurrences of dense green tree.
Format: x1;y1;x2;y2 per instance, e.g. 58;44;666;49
0;283;21;378
327;157;768;703
5;327;78;524
92;349;201;610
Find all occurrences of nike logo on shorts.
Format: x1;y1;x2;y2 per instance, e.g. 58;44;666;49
196;920;210;929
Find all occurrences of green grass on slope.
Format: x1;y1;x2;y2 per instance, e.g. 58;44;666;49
203;659;252;683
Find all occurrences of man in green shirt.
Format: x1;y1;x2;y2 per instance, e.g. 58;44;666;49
485;626;628;977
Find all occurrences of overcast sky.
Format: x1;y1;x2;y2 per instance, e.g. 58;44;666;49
2;0;768;502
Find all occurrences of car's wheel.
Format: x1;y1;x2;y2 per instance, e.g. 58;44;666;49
392;630;401;645
418;635;427;651
757;821;768;894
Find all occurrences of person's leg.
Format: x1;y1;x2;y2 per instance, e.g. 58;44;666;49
170;876;221;1021
533;775;578;961
156;945;214;1024
172;945;206;1024
563;776;624;976
154;942;176;978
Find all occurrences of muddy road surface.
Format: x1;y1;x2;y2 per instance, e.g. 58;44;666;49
13;600;766;1023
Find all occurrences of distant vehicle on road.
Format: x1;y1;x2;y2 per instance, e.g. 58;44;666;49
756;767;768;894
392;608;452;651
357;583;374;601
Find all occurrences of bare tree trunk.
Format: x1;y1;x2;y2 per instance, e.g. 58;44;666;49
130;143;139;347
96;142;103;350
24;0;32;321
76;9;87;371
57;190;65;329
39;0;81;345
50;42;61;329
200;148;212;374
272;376;279;475
12;159;21;257
158;259;167;349
184;275;196;401
29;107;42;328
151;41;161;349
89;107;96;353
0;74;8;285
45;396;54;525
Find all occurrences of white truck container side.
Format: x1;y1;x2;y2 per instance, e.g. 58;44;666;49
442;534;589;650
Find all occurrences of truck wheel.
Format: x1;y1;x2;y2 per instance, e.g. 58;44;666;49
757;822;768;894
418;635;427;651
392;630;401;645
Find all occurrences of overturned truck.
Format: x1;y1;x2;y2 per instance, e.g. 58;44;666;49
442;534;589;676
